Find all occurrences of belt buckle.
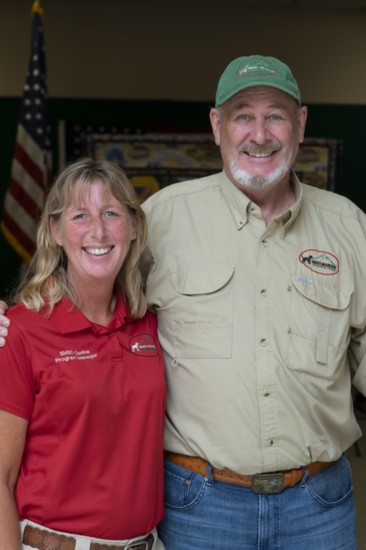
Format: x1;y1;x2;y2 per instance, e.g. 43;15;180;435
251;472;285;494
125;535;153;549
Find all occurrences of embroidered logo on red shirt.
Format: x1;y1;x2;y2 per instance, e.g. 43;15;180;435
55;349;98;363
299;249;339;275
130;334;158;356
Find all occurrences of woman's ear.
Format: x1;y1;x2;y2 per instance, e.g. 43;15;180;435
130;213;138;242
50;218;63;246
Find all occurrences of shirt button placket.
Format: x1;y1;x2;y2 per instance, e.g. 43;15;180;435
257;233;278;465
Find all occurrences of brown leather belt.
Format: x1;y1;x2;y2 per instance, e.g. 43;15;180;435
164;451;332;494
22;524;154;550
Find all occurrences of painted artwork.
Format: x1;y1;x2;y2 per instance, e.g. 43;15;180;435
60;121;341;201
88;132;222;201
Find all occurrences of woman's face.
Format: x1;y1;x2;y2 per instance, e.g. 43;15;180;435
51;179;137;291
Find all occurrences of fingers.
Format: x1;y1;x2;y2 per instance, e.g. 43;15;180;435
0;333;8;348
0;320;9;347
0;300;9;314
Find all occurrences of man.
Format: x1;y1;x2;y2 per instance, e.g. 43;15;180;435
1;55;365;549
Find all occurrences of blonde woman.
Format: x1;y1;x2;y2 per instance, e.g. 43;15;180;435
0;159;166;550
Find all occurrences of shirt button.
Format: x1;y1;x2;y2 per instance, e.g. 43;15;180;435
260;338;268;347
263;390;270;397
261;239;268;247
260;289;267;296
267;440;274;447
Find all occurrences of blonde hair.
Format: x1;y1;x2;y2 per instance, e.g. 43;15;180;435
15;158;147;318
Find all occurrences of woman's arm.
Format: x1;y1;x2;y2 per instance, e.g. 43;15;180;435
0;301;9;347
0;410;27;549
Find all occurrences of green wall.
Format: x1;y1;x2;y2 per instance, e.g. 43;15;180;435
1;98;365;298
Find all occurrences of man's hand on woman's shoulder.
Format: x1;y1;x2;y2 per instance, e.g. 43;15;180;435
0;301;9;347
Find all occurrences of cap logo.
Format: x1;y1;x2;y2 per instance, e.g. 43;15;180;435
237;62;278;78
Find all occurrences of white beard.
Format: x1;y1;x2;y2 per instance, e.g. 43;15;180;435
230;149;293;191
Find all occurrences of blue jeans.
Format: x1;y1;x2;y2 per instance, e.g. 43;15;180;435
158;455;356;550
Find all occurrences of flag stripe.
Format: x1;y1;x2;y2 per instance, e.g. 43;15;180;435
14;126;48;189
2;212;35;264
3;192;38;242
5;176;41;223
12;153;46;209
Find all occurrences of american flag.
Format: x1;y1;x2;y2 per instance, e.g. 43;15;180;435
1;0;51;264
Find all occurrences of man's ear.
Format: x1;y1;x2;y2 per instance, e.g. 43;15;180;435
297;106;308;144
210;108;221;146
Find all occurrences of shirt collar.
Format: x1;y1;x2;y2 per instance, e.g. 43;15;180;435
280;171;303;234
48;294;129;335
219;169;303;234
220;170;252;230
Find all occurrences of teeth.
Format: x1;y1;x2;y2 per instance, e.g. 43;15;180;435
249;152;273;158
84;247;112;256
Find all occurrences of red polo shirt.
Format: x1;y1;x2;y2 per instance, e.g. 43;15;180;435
0;296;166;539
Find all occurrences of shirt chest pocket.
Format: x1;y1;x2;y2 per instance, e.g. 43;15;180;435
169;264;235;359
287;274;352;379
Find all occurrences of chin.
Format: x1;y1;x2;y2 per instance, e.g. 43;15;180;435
230;163;290;191
231;172;278;191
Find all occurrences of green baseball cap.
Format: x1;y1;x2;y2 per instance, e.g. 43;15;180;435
215;55;301;107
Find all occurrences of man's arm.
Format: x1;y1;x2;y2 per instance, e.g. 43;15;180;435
0;301;9;348
349;330;366;398
0;410;28;549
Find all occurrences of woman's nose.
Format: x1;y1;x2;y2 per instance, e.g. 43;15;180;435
90;217;106;238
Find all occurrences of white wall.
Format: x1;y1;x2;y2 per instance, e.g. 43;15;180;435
1;1;366;104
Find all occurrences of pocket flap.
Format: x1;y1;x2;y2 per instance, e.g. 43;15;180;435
172;264;235;295
292;275;351;311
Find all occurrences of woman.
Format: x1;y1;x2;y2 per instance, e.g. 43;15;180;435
0;159;166;549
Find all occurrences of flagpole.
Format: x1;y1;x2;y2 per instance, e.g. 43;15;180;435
32;0;44;16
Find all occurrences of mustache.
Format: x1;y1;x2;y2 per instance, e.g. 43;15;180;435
238;143;281;155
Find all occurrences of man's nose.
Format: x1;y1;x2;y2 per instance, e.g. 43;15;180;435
249;118;268;144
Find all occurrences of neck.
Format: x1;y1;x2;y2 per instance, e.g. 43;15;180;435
82;302;114;326
78;283;115;326
236;177;296;226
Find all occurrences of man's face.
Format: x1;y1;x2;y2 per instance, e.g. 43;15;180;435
210;86;307;192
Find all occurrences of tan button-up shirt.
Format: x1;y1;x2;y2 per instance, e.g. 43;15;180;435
141;171;366;475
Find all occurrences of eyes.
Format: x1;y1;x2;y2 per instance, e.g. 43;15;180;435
71;209;120;221
104;210;119;218
72;212;86;220
236;112;286;123
268;113;285;122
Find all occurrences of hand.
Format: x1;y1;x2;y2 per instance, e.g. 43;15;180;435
0;301;10;347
